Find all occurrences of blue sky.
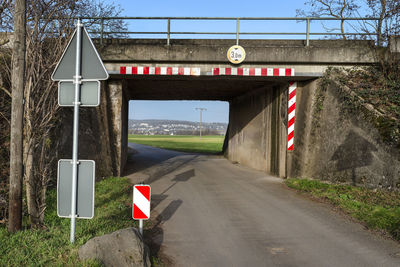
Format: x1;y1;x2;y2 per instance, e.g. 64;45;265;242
131;101;229;123
105;0;341;123
111;0;306;17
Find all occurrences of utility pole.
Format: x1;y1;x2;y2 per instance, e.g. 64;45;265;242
195;108;206;139
9;0;26;233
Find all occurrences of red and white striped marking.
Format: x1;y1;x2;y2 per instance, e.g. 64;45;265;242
133;185;151;220
212;67;294;76
120;66;201;76
288;82;297;151
120;66;296;77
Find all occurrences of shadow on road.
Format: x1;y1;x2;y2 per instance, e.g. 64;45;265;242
144;167;197;265
145;199;183;266
158;169;196;196
172;169;195;182
124;143;200;187
151;168;195;212
145;157;198;185
124;143;187;176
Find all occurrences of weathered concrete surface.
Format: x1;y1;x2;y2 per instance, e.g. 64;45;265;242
99;39;379;78
286;79;318;179
98;39;376;64
288;79;400;189
226;84;287;177
127;144;400;267
107;79;129;176
59;79;128;178
0;32;13;48
59;81;114;178
123;76;287;101
79;227;150;267
390;36;400;53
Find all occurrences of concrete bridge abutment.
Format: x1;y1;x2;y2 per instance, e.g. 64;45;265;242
105;79;129;177
59;79;129;178
226;83;288;177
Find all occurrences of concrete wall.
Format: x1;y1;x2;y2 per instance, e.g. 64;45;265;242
286;80;318;178
288;79;400;189
59;82;114;179
99;39;377;65
226;84;287;177
59;79;127;178
106;79;128;176
101;39;380;78
121;84;129;173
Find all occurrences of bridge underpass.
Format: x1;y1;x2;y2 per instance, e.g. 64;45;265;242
106;74;313;178
60;38;380;180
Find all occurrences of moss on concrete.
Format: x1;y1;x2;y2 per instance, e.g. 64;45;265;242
321;67;400;151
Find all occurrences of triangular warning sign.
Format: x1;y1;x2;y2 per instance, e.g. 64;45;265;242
52;26;109;81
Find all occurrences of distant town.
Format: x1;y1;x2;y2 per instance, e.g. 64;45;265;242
128;119;227;135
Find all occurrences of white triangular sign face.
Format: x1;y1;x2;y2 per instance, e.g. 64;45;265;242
52;27;109;81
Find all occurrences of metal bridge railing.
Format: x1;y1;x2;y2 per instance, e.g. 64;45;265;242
76;17;379;46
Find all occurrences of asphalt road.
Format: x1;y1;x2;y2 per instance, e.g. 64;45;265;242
126;143;400;267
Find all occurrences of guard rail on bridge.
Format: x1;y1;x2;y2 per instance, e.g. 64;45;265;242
51;17;379;47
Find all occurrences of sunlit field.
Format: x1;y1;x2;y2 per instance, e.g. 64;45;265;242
128;135;225;154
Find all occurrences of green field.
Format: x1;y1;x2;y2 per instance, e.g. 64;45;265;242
128;134;225;154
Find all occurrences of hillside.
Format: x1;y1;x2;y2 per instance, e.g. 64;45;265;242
128;119;228;135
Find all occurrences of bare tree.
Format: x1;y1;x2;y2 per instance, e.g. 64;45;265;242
297;0;360;39
1;0;126;228
298;0;400;44
75;0;127;39
362;0;400;46
23;0;125;228
0;0;11;21
0;22;12;225
0;0;12;46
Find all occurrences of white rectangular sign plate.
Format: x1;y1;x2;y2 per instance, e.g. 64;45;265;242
58;81;100;107
57;159;95;219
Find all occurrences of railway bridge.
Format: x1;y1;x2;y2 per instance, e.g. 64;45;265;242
54;15;400;189
60;36;386;181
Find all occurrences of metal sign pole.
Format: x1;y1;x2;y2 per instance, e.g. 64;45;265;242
139;219;143;236
70;19;83;244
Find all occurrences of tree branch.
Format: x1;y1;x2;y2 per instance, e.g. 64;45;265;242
0;84;11;97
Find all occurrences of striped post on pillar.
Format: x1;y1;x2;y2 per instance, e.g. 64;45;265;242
288;82;297;151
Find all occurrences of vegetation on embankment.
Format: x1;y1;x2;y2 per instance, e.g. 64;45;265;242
128;134;225;154
327;67;400;149
0;177;136;266
286;178;400;241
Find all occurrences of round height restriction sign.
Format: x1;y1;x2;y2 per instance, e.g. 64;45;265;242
227;45;246;64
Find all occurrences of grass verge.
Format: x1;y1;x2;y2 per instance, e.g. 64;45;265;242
0;177;136;266
285;178;400;241
128;134;225;154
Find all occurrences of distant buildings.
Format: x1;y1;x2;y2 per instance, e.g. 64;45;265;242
129;119;227;135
